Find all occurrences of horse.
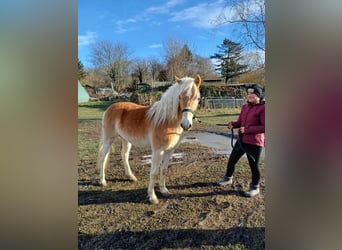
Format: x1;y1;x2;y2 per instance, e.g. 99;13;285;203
97;75;201;204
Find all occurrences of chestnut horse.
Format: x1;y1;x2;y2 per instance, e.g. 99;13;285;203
97;75;201;204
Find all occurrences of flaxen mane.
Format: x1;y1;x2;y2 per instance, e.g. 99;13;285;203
146;77;195;127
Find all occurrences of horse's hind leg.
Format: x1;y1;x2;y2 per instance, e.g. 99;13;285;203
97;137;113;186
121;139;137;181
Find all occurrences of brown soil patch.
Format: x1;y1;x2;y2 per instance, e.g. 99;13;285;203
78;121;265;249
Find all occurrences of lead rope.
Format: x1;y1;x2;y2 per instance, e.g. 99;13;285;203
231;129;256;163
196;118;256;163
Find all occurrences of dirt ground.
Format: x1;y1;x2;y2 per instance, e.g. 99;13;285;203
78;120;265;249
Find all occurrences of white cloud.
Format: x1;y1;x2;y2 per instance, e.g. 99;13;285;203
166;0;185;8
168;0;232;29
114;18;137;33
146;0;184;14
149;44;163;49
112;0;232;35
78;32;97;46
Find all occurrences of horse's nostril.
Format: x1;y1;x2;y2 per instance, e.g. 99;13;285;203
181;123;192;131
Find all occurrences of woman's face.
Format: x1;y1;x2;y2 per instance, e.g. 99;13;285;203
247;89;260;103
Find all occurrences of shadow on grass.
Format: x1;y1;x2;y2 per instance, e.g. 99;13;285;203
78;181;245;206
79;227;265;249
79;188;148;205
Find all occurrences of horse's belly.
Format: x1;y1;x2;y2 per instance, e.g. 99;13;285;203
117;130;150;147
124;136;150;147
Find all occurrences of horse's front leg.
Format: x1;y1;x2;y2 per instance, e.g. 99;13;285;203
159;152;172;197
148;151;163;204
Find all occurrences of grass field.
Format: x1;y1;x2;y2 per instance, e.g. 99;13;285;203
78;101;265;249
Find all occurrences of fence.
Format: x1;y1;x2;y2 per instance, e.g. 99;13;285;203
205;97;245;109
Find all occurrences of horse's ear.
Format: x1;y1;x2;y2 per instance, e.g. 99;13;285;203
175;76;182;84
194;75;201;87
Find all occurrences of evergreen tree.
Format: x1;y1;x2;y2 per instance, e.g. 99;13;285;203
211;39;248;83
78;58;86;81
179;44;193;74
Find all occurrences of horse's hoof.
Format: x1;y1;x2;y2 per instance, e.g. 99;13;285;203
129;175;138;182
161;191;171;197
99;180;107;186
149;197;159;205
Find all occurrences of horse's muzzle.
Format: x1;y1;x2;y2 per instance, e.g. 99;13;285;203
181;108;195;131
181;122;192;131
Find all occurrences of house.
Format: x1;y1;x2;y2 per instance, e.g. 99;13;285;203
203;78;223;84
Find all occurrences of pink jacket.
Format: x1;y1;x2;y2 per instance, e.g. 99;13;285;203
231;102;265;147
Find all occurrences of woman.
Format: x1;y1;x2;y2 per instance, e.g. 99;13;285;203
217;84;265;197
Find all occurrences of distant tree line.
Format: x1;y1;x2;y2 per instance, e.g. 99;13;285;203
80;39;265;91
79;38;221;91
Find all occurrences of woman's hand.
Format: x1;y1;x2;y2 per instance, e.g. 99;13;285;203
227;122;233;130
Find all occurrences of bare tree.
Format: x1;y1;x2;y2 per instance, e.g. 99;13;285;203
163;38;182;80
89;40;132;90
163;38;197;79
132;58;149;84
148;57;164;84
192;55;217;79
82;68;107;88
217;0;265;52
240;50;265;71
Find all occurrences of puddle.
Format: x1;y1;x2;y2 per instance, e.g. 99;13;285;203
182;132;233;155
141;153;185;165
182;131;265;157
141;132;264;165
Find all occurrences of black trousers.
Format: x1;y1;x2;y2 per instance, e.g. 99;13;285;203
225;141;263;186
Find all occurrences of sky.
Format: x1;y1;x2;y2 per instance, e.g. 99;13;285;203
78;0;252;68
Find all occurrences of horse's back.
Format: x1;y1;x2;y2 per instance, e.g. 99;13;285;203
103;102;151;146
103;102;148;125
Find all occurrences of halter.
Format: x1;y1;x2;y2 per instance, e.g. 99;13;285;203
181;108;196;119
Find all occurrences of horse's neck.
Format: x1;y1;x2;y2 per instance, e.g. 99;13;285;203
172;109;188;136
169;106;183;122
147;99;181;127
150;106;184;131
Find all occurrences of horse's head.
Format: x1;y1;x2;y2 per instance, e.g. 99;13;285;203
176;75;201;131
